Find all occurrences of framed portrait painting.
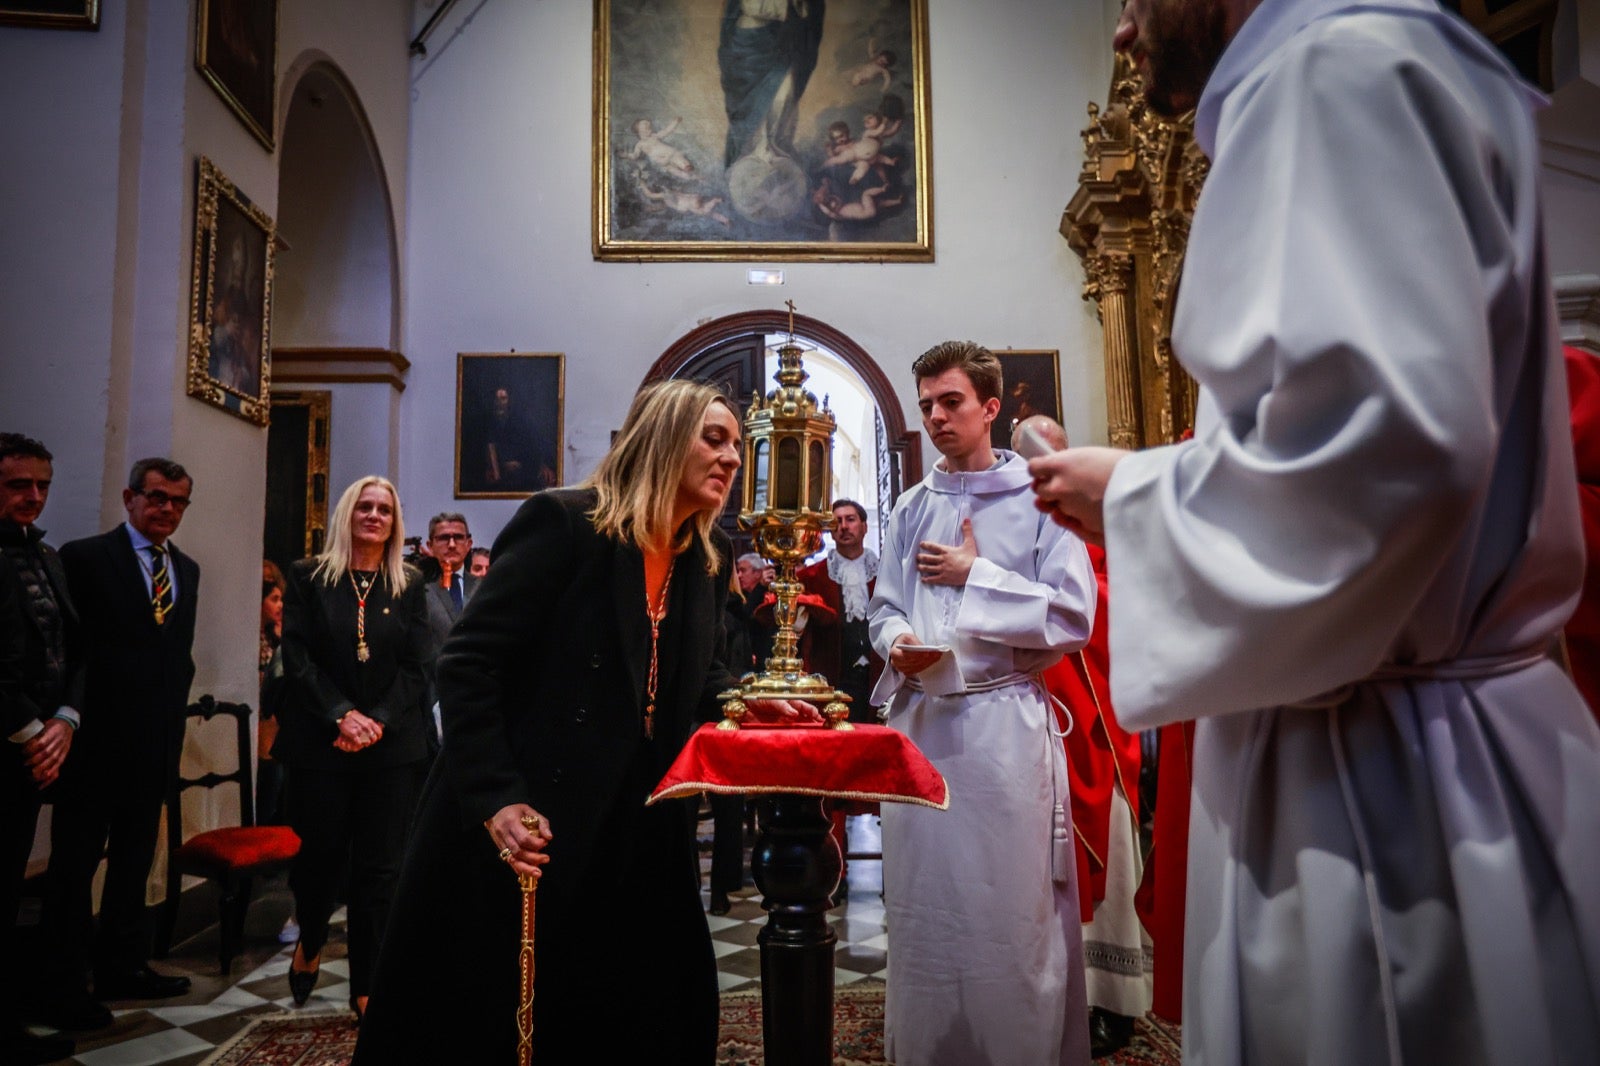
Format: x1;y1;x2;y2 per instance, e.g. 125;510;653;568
187;157;275;426
456;353;565;499
594;0;932;262
0;0;98;29
990;350;1062;450
196;0;279;150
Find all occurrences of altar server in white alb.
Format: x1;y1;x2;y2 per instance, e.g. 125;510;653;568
1030;0;1600;1062
869;340;1096;1066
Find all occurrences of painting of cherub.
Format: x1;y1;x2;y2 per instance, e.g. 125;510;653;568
596;0;932;261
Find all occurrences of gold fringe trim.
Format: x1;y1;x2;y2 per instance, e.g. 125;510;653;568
648;780;950;811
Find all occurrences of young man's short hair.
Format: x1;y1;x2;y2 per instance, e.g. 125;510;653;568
911;341;1003;403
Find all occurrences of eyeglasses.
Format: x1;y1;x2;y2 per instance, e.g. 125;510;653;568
431;533;469;543
136;489;192;512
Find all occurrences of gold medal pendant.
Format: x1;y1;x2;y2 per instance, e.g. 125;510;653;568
357;641;371;663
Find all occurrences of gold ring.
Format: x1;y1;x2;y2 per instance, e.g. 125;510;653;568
498;846;513;861
520;813;539;830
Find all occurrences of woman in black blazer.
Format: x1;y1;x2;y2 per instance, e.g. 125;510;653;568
276;475;429;1019
354;381;816;1065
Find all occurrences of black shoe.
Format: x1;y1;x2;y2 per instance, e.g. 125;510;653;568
94;965;191;1001
1;1025;75;1066
288;945;320;1007
709;889;731;916
23;985;113;1031
1089;1008;1135;1059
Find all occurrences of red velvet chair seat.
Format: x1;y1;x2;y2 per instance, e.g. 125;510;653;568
173;826;301;875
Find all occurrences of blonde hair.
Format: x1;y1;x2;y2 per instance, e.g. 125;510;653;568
581;379;736;573
312;475;410;592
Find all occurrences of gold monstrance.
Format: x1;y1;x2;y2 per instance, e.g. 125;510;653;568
719;302;853;731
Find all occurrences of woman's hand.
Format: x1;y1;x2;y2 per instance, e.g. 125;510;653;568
485;805;553;879
744;698;823;724
334;708;384;752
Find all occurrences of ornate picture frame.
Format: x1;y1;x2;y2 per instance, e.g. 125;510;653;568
0;0;98;29
187;157;276;427
196;0;279;150
594;0;933;262
990;349;1062;450
455;352;566;499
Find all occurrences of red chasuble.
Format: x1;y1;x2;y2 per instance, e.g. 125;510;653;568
1041;543;1142;923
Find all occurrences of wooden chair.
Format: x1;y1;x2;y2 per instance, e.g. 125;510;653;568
156;696;300;973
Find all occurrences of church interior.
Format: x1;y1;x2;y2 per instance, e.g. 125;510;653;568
2;0;1597;1063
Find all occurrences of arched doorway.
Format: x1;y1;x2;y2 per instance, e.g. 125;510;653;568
645;311;919;553
264;60;402;571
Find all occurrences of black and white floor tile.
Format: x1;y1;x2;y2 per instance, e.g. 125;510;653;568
23;815;888;1064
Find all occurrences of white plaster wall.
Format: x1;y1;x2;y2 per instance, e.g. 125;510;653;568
400;0;1115;543
1541;79;1600;280
0;8;130;539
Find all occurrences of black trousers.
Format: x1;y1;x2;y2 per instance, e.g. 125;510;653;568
286;761;424;998
43;745;172;982
2;748;44;1028
709;793;747;894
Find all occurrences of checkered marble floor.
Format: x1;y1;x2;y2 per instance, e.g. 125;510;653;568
23;816;888;1064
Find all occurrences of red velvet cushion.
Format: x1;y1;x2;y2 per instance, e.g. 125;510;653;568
649;723;948;809
174;826;301;874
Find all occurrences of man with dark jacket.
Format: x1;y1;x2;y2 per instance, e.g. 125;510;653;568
43;457;199;1012
1;433;85;1063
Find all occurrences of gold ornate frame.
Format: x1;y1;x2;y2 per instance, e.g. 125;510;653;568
1062;56;1206;450
593;0;933;262
989;349;1063;450
0;1;98;29
455;352;566;499
187;156;276;427
196;0;279;150
269;390;331;557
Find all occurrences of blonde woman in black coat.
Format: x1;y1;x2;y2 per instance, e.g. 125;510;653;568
354;381;816;1065
275;475;429;1019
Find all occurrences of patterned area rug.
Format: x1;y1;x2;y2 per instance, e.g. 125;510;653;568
200;987;1181;1065
199;1011;357;1065
717;981;1181;1066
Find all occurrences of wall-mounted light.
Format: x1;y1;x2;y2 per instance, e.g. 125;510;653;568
747;269;785;286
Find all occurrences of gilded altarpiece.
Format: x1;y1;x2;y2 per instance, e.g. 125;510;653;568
1062;55;1207;450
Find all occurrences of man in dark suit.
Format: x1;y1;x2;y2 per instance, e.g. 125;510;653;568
421;512;479;743
44;457;199;1007
1;434;85;1063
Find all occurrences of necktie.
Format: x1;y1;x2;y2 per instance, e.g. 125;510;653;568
149;544;174;625
450;572;464;612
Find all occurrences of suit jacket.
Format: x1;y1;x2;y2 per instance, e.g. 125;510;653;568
424;571;480;661
0;523;84;739
275;559;432;770
57;526;199;779
434;488;735;900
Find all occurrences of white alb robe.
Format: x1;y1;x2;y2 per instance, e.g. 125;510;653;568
1103;2;1600;1063
869;451;1096;1066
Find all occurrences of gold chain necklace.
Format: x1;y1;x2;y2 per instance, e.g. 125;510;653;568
643;558;675;740
351;570;377;662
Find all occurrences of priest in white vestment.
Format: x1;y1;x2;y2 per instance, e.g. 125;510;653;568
869;341;1097;1066
1030;0;1600;1063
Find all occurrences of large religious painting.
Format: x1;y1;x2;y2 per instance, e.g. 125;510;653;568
187;157;275;426
990;350;1062;450
594;0;932;262
0;0;98;29
196;0;279;150
455;352;565;499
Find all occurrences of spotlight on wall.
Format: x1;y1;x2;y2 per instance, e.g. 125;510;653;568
747;269;785;286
